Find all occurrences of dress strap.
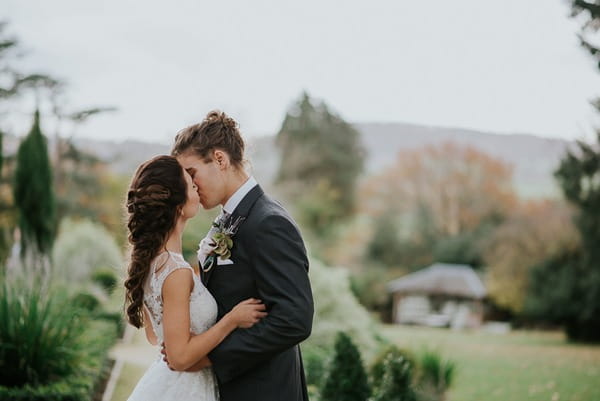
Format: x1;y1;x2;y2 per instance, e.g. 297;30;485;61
151;252;194;293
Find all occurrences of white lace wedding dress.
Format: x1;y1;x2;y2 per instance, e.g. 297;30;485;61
127;251;219;401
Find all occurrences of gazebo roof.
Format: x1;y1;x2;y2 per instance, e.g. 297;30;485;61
387;263;486;299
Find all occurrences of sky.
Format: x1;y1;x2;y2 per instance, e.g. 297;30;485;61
3;0;600;144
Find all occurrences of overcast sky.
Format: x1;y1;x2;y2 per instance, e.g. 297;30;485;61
3;0;600;144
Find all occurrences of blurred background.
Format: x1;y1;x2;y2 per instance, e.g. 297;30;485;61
1;1;599;401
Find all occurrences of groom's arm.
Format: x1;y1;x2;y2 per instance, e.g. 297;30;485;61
208;213;314;384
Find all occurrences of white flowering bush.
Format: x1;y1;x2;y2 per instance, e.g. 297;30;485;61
52;218;124;283
305;259;380;360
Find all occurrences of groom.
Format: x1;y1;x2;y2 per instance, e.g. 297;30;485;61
170;110;314;401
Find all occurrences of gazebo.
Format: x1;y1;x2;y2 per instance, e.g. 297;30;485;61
387;263;487;329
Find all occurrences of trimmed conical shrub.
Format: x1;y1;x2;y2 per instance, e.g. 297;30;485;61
321;332;370;401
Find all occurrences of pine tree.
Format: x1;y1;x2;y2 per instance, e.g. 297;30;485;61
14;110;57;267
276;92;365;235
526;133;600;342
570;0;600;69
321;332;370;401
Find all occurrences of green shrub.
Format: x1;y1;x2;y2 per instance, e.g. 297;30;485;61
350;266;391;312
302;344;331;391
91;268;118;295
321;332;370;401
94;310;125;337
415;349;456;401
0;320;117;401
71;292;101;312
306;259;380;360
0;279;87;388
372;352;416;401
371;345;416;392
52;218;123;283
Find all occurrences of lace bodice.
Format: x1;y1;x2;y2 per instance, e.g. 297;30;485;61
143;251;218;343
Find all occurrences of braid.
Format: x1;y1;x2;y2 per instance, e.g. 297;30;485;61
124;156;187;328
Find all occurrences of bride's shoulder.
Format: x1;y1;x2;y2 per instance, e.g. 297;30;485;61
152;251;193;277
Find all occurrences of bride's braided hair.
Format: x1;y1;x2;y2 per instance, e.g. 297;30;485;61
124;155;187;328
171;110;246;169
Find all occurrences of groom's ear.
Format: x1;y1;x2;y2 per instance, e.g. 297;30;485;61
213;149;230;170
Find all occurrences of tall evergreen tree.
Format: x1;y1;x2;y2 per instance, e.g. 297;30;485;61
321;332;371;401
525;0;600;343
0;22;58;268
527;133;600;342
14;110;56;266
570;1;600;69
276;92;365;234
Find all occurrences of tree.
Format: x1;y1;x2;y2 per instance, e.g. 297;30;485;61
366;214;403;267
525;0;600;342
483;200;579;314
526;248;587;338
0;22;59;106
276;92;365;235
14;110;56;268
0;22;59;267
321;332;371;401
527;133;600;342
570;0;600;69
360;143;516;269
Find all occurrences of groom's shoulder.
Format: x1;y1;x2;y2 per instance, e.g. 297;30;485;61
251;192;297;226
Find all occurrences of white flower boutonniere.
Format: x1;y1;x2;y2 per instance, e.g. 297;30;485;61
202;215;245;272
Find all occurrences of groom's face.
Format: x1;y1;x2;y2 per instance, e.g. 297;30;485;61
177;152;224;210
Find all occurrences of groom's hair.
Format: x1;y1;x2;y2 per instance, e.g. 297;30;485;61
171;110;245;169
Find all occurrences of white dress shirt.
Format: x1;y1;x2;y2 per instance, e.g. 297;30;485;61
222;176;258;215
198;176;258;267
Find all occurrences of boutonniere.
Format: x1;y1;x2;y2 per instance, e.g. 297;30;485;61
202;215;246;272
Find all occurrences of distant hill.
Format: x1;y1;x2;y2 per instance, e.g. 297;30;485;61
56;122;571;199
354;123;571;198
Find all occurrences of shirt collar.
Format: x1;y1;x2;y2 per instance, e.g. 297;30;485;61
222;176;258;215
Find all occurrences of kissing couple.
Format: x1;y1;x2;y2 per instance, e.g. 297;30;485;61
124;110;314;401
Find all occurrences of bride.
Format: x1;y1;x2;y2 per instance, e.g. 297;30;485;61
123;155;267;400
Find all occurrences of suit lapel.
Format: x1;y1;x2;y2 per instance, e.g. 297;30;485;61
203;185;264;285
228;184;264;223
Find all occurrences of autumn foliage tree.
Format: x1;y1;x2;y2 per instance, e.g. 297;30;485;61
361;143;517;268
483;200;579;314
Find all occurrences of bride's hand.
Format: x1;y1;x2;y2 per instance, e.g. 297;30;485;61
227;298;267;328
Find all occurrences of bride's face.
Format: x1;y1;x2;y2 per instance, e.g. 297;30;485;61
177;152;225;210
180;169;200;218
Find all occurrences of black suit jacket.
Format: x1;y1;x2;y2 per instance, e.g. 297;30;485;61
202;185;314;401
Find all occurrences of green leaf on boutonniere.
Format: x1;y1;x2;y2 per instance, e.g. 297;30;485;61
212;232;233;260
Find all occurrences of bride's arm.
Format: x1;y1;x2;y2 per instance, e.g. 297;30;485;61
143;306;158;346
184;357;212;372
161;269;266;371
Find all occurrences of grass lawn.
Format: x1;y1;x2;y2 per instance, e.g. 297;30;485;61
381;324;600;401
